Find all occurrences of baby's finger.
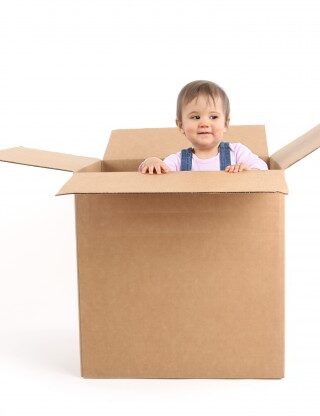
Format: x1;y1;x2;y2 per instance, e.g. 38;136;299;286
155;164;162;175
234;164;240;173
161;163;170;173
141;165;148;174
148;165;155;174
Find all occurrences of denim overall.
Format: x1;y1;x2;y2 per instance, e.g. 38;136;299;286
180;142;231;171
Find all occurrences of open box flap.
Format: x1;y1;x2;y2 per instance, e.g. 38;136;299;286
269;124;320;169
104;125;269;163
0;147;101;172
56;170;288;196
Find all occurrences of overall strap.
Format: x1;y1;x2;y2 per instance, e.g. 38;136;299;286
219;142;231;171
180;147;193;171
180;143;231;171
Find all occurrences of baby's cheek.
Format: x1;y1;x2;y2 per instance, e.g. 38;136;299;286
184;127;194;137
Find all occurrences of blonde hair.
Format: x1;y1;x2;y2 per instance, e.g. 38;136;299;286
176;80;230;126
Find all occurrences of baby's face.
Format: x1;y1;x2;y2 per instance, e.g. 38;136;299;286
177;94;228;151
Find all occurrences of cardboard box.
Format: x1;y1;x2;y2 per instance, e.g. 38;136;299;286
1;124;319;379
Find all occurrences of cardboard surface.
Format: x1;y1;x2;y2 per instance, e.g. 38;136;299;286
57;170;288;196
270;124;320;169
0;146;100;172
104;125;269;166
75;193;284;378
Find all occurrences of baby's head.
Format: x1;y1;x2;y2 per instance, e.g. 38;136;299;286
176;80;230;133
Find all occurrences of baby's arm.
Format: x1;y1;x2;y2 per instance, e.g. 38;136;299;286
139;157;170;174
225;163;253;173
138;153;181;174
225;143;268;173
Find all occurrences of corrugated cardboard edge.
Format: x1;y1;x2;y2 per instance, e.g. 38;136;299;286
0;146;101;172
269;124;320;169
74;195;85;378
56;170;288;196
80;375;284;379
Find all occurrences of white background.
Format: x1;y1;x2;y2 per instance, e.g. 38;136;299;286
0;0;320;415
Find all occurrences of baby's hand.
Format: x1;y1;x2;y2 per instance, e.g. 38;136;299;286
225;163;252;173
139;157;170;174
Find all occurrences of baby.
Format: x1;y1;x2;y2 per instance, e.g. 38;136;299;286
139;80;268;174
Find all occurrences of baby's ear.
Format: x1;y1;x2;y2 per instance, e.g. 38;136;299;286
176;119;184;134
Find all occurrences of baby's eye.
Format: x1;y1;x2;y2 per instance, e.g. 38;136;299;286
191;115;200;119
210;115;218;119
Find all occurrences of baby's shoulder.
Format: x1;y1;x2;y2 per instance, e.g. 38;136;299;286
228;142;251;153
163;151;182;160
163;151;182;168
